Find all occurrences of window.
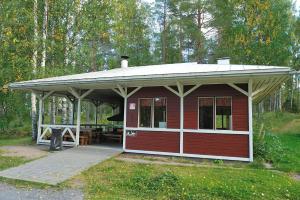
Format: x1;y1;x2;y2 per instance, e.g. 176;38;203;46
198;97;232;130
199;97;214;129
139;97;167;128
139;99;152;127
216;97;232;130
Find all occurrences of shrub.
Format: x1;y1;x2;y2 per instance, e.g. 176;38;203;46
254;132;284;163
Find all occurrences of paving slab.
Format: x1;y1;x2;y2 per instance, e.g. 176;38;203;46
0;145;122;185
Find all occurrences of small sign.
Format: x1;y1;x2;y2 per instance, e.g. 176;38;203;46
129;103;136;110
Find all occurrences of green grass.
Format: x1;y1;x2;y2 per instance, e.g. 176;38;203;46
79;159;300;200
0;136;32;146
0;154;28;171
0;137;32;171
273;134;300;172
254;112;300;172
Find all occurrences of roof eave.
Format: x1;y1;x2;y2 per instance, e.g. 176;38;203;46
9;69;292;90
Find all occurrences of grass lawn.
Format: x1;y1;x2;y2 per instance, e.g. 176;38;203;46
79;159;300;200
0;136;32;146
273;134;300;173
255;112;300;172
0;137;33;171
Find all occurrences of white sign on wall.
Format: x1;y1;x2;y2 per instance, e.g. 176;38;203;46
129;103;136;110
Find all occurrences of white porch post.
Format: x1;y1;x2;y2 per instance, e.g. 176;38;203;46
76;98;81;146
248;79;253;162
179;95;184;155
123;89;127;150
37;96;43;144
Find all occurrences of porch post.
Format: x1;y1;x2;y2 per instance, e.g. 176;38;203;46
179;95;184;155
176;82;184;155
37;96;43;144
76;98;81;146
248;79;253;162
123;88;127;150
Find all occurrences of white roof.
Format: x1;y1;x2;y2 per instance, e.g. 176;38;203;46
9;62;292;102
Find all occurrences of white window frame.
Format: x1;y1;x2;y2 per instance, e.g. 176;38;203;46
138;97;167;128
198;97;215;130
215;96;232;130
198;96;233;131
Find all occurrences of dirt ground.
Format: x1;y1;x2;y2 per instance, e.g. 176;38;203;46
0;145;49;160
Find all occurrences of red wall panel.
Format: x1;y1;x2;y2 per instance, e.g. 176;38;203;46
184;84;248;131
126;131;180;153
126;87;180;128
183;133;249;158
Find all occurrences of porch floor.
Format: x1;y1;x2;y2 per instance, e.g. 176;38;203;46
0;145;122;185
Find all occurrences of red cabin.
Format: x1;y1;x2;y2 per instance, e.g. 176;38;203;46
9;58;292;161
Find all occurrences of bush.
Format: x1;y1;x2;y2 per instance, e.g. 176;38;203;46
254;132;284;163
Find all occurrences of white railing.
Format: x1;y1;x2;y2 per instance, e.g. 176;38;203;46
38;124;77;146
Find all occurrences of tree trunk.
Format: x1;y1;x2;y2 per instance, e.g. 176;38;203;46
162;0;167;63
196;7;202;62
91;40;97;71
31;0;38;140
68;101;74;124
41;0;48;71
62;98;67;124
50;97;56;124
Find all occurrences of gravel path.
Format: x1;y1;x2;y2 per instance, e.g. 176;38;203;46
0;145;49;160
0;183;83;200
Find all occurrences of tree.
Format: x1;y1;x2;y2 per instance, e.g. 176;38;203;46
31;0;38;139
210;0;294;66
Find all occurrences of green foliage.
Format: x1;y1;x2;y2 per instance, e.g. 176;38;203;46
253;112;300;172
253;133;284;163
210;0;294;66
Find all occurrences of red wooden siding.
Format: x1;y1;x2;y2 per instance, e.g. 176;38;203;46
183;133;249;157
126;131;180;153
184;84;249;131
126;87;180;128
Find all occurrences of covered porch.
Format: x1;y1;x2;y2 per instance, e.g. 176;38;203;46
35;87;133;147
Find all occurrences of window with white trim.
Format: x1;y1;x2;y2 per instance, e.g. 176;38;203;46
198;97;232;130
139;97;167;128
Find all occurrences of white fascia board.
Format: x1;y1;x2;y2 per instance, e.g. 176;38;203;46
9;68;291;90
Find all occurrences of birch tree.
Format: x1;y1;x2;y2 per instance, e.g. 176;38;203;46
31;0;38;139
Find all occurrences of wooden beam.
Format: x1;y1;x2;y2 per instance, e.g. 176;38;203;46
42;90;55;100
252;83;272;98
112;88;123;97
80;89;94;99
117;84;126;97
68;87;80;99
176;81;183;96
228;83;248;96
183;84;202;97
127;87;142;98
164;85;180;97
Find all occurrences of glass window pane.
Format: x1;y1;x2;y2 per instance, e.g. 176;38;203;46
154;98;167;128
199;98;214;129
139;99;152;127
216;97;232;130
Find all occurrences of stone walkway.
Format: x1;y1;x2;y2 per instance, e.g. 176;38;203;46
0;145;122;185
